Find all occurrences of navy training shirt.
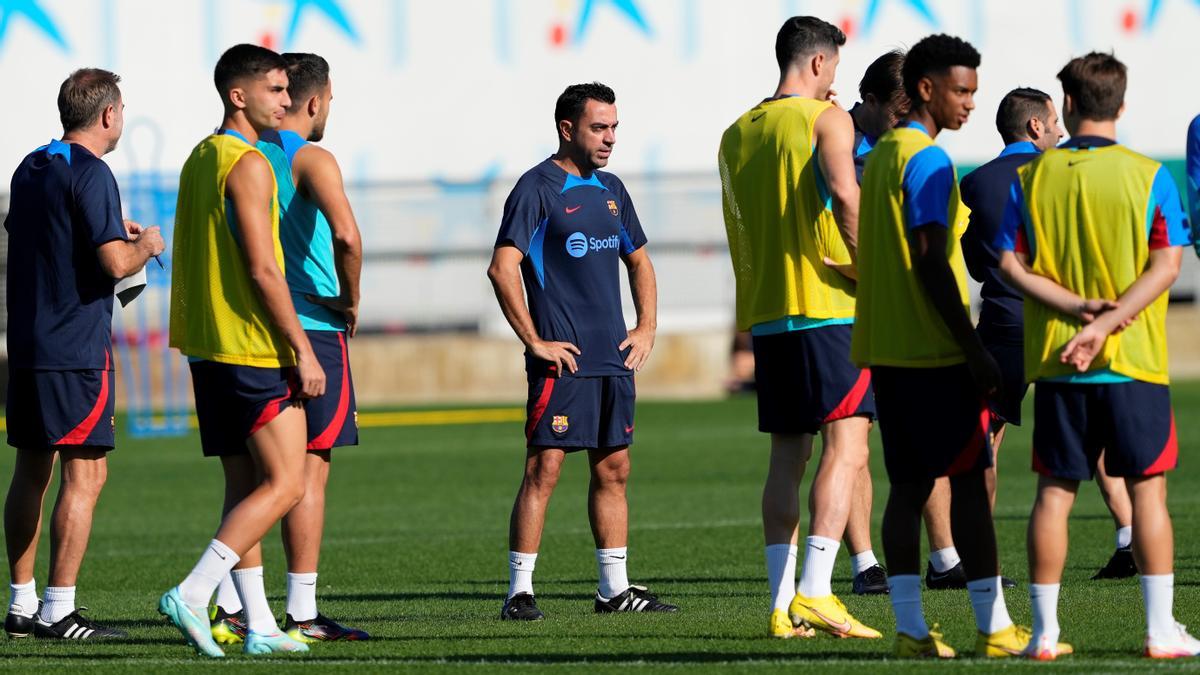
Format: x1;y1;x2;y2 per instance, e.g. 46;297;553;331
960;141;1040;334
495;158;648;377
5;140;128;370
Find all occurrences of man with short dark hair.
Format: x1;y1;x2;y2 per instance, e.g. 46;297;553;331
855;33;1046;659
999;51;1197;660
488;81;673;620
160;43;323;658
720;16;880;640
3;68;165;641
207;51;367;645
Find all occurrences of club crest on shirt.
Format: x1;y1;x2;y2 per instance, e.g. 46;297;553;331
607;199;619;217
551;415;569;434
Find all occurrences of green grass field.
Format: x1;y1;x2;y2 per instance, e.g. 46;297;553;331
3;386;1200;672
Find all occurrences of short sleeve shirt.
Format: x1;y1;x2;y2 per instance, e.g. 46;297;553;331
495;158;647;377
5;140;127;370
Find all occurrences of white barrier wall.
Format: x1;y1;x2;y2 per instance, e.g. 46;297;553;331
2;0;1199;183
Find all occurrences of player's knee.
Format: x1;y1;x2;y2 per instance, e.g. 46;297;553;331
593;460;630;488
524;456;563;492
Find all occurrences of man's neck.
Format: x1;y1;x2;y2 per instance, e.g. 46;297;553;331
61;130;108;159
1072;119;1117;141
904;107;940;139
552;150;592;178
772;74;820;100
279;115;314;141
221;114;261;145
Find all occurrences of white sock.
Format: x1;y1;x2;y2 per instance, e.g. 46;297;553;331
1142;573;1175;640
967;576;1014;634
1116;526;1133;550
797;536;839;597
1029;583;1061;643
215;573;243;613
286;572;318;622
39;586;75;624
178;539;240;608
231;566;279;635
596;547;630;599
889;574;928;638
765;544;798;611
930;546;961;573
507;551;536;599
851;550;880;576
8;580;37;617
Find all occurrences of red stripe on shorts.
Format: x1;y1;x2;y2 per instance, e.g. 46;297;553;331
1142;412;1179;475
824;368;871;424
526;376;556;443
56;351;110;445
945;402;991;476
309;332;351;450
249;375;298;437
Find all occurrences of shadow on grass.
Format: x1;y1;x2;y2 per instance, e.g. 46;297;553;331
0;650;891;664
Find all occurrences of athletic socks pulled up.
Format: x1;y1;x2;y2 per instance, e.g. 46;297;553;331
8;580;37;617
765;544;798;611
39;586;75;624
930;546;962;573
889;574;928;639
231;566;279;635
178;539;240;608
1116;526;1133;550
507;551;537;599
596;547;630;599
967;576;1014;634
286;572;319;622
851;550;880;576
797;536;839;597
1142;574;1175;640
215;573;243;613
1029;582;1061;643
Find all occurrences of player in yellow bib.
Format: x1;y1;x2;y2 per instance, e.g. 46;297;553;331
853;34;1043;659
719;16;879;641
997;52;1199;660
159;44;325;658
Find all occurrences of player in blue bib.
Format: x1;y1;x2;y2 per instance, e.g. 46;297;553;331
4;69;164;641
202;52;366;645
489;82;675;620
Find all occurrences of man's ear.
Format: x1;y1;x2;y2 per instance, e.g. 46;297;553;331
307;95;320;118
811;51;825;78
558;119;574;143
1028;116;1044;140
228;86;247;111
101;104;116;130
916;77;934;104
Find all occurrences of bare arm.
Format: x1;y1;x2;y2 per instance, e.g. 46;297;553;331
96;220;164;278
1061;246;1183;371
619;246;657;371
998;250;1119;321
226;151;324;397
486;245;580;374
815;106;861;256
911;224;1000;395
295;145;363;337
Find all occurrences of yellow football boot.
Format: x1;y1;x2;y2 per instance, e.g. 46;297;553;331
768;608;815;639
788;592;882;639
977;624;1071;658
894;625;956;659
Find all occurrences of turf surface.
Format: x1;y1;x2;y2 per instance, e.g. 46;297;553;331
3;387;1200;672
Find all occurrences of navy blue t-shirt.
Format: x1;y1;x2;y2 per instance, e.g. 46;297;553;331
960;141;1040;335
495;158;648;377
5;140;127;370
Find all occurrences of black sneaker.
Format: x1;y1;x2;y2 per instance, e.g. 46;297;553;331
5;601;40;639
594;585;678;613
1001;575;1019;589
1092;546;1138;580
500;593;544;621
925;561;968;590
284;613;370;641
852;564;889;595
33;608;127;640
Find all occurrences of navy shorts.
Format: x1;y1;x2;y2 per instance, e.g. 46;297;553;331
526;368;635;450
304;330;358;451
873;364;992;482
978;323;1027;427
190;361;299;457
752;324;875;435
7;364;115;450
1032;380;1177;480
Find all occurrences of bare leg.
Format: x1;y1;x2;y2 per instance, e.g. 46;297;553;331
282;451;331;574
220;455;262;570
843;464;874;555
1126;475;1172;575
810;416;871;539
587;447;630;548
508;447;565;553
762;434;812;545
922;477;955;554
5;450;56;585
1027;476;1078;583
1096;452;1133;532
47;447;108;587
986;424;1007;513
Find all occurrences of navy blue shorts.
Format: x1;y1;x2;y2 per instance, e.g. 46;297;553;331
1032;380;1177;480
190;361;299;457
304;330;358;451
873;364;992;482
526;368;635;450
7;363;115;450
978;323;1027;427
752;325;875;435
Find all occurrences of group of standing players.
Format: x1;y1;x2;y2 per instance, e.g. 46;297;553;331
719;16;1199;659
3;15;1200;662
